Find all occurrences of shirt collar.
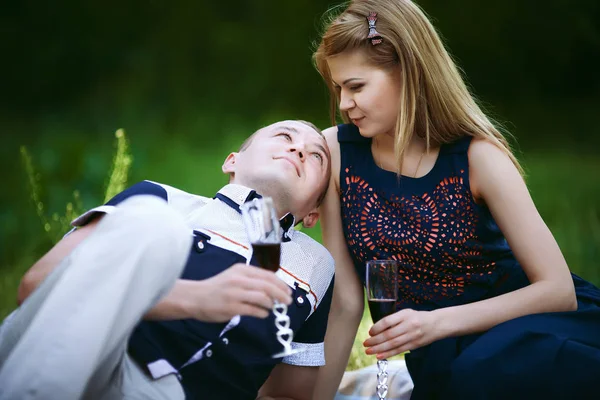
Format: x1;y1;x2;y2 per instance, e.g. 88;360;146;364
214;184;295;242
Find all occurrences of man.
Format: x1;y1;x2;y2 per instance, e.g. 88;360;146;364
0;120;335;400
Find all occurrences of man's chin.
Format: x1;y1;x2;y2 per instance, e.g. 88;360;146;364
243;175;293;201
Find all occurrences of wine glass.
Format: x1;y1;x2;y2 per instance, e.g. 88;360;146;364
240;196;304;358
366;260;399;400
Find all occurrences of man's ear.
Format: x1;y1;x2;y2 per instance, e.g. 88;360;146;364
222;152;238;175
301;209;320;229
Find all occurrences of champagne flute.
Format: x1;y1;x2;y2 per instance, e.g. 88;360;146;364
366;260;399;400
240;197;304;358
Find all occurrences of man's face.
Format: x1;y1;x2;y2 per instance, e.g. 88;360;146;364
223;120;330;226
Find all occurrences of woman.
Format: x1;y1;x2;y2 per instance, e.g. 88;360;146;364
312;0;600;398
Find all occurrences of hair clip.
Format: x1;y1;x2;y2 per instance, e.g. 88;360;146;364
367;12;383;45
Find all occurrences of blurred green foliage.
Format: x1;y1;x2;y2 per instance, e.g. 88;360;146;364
0;0;598;369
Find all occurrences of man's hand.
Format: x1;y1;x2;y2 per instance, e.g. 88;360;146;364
182;264;293;323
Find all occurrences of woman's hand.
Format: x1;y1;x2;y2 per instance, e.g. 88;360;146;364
363;308;443;359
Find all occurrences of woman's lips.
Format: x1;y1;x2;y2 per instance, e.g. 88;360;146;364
351;117;365;126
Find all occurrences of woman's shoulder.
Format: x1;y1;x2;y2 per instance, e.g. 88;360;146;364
467;137;523;200
443;135;510;164
332;123;369;143
323;125;340;156
468;137;515;168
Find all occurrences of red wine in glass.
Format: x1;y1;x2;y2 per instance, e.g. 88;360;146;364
241;197;304;358
368;298;397;323
365;259;399;400
251;243;281;272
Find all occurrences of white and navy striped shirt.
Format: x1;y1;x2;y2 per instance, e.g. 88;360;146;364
72;181;335;399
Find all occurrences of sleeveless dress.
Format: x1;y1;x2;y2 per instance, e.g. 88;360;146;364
338;123;600;399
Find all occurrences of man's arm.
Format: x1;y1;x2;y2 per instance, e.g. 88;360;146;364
145;263;292;322
18;216;292;322
17;216;102;305
18;181;169;305
258;364;318;400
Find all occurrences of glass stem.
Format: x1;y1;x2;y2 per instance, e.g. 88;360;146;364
376;358;389;399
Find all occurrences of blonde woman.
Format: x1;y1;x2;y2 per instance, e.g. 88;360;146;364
312;0;600;398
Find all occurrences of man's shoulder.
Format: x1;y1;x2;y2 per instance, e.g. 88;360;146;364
75;180;210;226
143;180;210;215
280;232;333;313
144;180;209;202
283;232;334;285
289;231;333;268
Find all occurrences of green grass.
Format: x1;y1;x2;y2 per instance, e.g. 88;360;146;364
1;133;599;372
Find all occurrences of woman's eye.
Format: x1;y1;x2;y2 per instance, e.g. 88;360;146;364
350;84;363;91
278;133;292;141
313;153;324;164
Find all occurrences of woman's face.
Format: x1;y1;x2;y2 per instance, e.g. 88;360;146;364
327;50;402;138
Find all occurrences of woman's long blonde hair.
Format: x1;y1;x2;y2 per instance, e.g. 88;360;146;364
313;0;522;174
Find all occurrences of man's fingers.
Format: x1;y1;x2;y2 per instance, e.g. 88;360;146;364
240;264;291;289
237;303;270;319
243;275;292;305
243;290;275;311
227;264;292;306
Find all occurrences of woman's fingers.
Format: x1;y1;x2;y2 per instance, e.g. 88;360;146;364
375;344;413;360
365;330;417;355
368;308;411;336
365;316;411;347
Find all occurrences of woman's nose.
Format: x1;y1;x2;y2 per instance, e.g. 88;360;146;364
339;90;355;111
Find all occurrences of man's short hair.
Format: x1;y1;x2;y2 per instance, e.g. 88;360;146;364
238;120;324;152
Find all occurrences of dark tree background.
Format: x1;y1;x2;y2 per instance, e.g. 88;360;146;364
1;1;599;297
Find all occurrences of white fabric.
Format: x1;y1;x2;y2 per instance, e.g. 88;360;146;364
335;360;414;400
282;342;325;367
146;359;179;380
0;196;192;400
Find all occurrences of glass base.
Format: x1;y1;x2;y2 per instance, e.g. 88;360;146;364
271;347;305;358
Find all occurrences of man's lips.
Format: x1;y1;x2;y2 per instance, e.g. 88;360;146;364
276;156;301;177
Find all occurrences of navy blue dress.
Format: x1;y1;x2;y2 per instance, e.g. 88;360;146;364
338;123;600;399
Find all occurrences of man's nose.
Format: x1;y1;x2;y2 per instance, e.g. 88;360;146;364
339;90;355;111
289;146;305;161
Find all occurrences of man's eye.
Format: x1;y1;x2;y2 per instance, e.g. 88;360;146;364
313;153;324;164
278;133;292;141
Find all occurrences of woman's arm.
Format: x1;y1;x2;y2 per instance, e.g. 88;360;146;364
435;138;576;334
312;127;365;400
365;138;576;359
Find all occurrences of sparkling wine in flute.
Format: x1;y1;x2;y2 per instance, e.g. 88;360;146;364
251;243;281;272
368;298;397;323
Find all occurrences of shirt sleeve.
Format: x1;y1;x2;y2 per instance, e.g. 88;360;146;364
70;181;169;228
283;275;335;367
